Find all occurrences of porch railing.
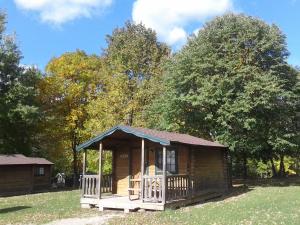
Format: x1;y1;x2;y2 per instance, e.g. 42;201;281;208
142;174;191;203
81;174;113;198
143;175;163;202
166;174;190;201
102;174;113;193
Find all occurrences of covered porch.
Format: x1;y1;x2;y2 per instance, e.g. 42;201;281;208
77;125;228;212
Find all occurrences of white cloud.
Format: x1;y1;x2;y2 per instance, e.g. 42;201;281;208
14;0;113;25
168;27;187;45
132;0;233;46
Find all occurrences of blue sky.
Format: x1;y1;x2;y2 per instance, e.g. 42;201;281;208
0;0;299;70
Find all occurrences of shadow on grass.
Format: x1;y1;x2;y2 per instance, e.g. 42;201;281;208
0;206;31;214
207;177;300;205
183;185;254;209
0;187;78;198
233;177;300;187
211;185;253;203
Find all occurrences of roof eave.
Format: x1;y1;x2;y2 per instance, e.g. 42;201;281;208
76;125;170;151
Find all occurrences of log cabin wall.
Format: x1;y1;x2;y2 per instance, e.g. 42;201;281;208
191;147;228;191
177;145;189;175
0;164;52;196
131;143;189;177
33;165;52;190
112;141;228;196
0;165;32;196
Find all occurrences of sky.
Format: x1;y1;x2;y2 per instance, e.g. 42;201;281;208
0;0;299;70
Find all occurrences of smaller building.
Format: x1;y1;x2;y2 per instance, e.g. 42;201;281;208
0;154;53;196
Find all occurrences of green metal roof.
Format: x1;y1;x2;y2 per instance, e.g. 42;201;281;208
76;125;170;151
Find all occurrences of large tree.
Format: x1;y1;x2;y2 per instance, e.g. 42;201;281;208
148;14;299;177
85;22;170;134
39;51;103;184
0;12;41;155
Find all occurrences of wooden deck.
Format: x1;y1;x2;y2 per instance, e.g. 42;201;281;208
80;195;164;212
80;190;223;212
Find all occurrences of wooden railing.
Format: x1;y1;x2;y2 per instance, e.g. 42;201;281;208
81;175;98;198
128;176;141;200
166;174;190;201
102;174;113;193
143;175;163;202
81;174;113;198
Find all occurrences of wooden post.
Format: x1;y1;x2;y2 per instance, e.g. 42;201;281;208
188;147;192;198
162;146;167;204
140;139;145;202
98;142;103;199
83;149;87;175
81;149;87;197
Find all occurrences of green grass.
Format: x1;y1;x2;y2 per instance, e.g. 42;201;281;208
110;185;300;225
0;190;99;225
1;185;300;225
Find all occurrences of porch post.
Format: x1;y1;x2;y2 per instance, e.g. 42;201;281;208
162;146;167;204
140;138;145;202
81;149;87;197
98;142;103;199
83;149;87;175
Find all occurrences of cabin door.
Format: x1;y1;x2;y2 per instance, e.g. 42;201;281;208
115;147;129;196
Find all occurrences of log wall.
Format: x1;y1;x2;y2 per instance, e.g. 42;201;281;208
0;165;52;196
191;147;228;191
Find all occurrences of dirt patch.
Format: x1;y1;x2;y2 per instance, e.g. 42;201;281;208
44;213;124;225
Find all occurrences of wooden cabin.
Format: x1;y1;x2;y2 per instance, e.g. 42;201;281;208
77;125;231;212
0;154;53;196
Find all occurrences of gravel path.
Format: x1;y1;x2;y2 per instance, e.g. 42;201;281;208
45;213;123;225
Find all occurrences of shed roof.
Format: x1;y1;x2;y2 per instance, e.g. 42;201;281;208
0;154;54;165
76;125;225;151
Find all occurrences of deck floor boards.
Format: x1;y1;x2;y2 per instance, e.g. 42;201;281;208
80;190;223;212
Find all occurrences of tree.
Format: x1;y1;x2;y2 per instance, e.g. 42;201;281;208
0;12;41;155
148;14;299;178
85;22;170;134
38;50;103;184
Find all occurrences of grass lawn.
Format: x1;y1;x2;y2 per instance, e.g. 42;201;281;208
0;189;99;225
110;185;300;225
1;185;300;225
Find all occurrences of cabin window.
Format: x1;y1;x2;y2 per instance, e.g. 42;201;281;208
155;148;178;175
35;167;45;176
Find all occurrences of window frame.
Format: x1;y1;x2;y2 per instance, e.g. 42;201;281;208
34;166;45;176
155;147;178;175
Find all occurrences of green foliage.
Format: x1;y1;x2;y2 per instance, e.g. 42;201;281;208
1;10;298;180
38;51;103;176
84;21;170;135
0;12;41;155
85;151;112;174
147;14;299;174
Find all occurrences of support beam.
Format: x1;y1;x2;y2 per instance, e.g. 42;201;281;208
162;146;167;204
83;149;87;175
140;139;145;202
98;142;103;199
188;147;192;198
81;149;87;197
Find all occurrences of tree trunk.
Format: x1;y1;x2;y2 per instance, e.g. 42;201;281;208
270;157;277;177
242;153;247;180
279;154;285;177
